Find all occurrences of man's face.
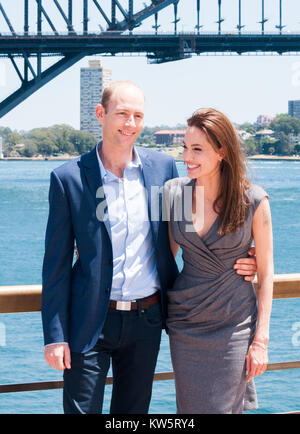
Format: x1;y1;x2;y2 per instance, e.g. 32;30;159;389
97;84;145;148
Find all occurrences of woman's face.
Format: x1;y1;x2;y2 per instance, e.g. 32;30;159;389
182;126;223;180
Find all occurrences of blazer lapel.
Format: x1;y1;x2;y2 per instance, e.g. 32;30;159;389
80;147;112;241
139;150;160;245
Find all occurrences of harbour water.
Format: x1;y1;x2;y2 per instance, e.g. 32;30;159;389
0;158;299;414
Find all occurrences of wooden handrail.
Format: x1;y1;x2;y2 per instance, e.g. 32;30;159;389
0;284;41;314
1;361;300;394
1;274;300;314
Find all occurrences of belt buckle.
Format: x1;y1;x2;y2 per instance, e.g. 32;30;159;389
116;301;132;311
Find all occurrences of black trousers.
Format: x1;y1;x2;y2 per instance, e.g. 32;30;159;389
63;301;162;414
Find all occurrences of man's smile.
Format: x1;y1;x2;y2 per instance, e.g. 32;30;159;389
119;129;135;137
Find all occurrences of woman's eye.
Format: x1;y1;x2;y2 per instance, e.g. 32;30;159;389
182;145;202;151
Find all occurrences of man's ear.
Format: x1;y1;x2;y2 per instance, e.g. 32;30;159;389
95;104;105;122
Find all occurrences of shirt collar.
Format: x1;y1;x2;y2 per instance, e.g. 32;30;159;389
95;141;142;182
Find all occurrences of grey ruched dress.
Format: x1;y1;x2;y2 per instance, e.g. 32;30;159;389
164;177;268;414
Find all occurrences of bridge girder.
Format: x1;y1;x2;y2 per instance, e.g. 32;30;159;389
2;33;300;57
0;0;297;118
0;0;180;117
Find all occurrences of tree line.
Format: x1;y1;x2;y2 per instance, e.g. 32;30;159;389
1;114;300;158
136;115;300;156
0;124;98;157
239;114;300;156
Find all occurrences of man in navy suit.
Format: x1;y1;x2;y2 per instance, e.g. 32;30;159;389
42;80;257;414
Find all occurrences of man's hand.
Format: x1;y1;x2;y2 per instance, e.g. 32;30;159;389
44;343;71;371
234;247;257;282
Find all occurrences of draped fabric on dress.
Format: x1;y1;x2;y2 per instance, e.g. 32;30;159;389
164;177;268;414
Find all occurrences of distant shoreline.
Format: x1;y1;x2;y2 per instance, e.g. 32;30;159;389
176;154;300;162
247;155;300;161
0;154;77;161
1;153;300;162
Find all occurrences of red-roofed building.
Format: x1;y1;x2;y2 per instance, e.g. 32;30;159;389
154;130;186;146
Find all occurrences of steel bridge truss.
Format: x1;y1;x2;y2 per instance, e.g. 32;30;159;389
0;0;181;117
0;0;299;117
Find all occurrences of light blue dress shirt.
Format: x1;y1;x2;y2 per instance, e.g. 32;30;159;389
96;144;161;301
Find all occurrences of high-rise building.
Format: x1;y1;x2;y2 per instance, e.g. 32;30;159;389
80;60;112;140
288;100;300;120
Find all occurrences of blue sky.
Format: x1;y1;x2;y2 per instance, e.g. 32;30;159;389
1;0;300;131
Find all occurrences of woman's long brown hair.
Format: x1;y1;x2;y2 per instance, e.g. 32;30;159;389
187;108;250;236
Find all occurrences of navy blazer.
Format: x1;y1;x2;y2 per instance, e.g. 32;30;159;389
42;146;179;353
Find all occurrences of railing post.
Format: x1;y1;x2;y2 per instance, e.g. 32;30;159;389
24;0;29;34
111;0;116;29
237;0;245;34
37;0;42;35
195;0;202;34
68;0;73;33
83;0;88;34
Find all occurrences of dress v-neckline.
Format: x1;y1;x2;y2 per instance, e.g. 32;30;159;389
190;178;220;242
193;215;219;241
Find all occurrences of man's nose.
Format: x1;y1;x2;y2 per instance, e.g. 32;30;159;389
125;114;135;126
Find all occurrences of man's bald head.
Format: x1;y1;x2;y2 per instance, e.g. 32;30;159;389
101;80;145;113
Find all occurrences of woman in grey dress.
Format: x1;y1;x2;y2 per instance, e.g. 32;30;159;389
164;108;273;414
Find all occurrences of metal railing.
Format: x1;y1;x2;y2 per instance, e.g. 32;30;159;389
1;274;300;412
